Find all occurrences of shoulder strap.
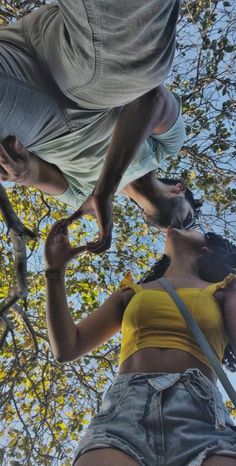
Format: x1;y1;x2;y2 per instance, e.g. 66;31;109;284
158;277;236;408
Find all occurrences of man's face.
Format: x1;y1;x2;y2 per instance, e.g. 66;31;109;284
143;192;195;230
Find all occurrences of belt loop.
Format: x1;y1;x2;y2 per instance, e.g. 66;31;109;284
213;389;226;430
148;373;182;392
193;369;226;430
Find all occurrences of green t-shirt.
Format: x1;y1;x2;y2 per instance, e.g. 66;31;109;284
31;96;186;209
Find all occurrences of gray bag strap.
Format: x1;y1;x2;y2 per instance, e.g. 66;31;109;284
158;277;236;408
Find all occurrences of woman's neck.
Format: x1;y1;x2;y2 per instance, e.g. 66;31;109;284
163;253;200;283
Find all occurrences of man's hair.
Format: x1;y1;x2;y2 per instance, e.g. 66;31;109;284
139;232;236;372
143;178;202;229
144;197;189;229
129;177;202;229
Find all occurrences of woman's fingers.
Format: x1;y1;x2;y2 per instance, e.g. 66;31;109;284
67;196;96;225
71;245;87;257
67;208;84;224
86;234;112;253
58;220;69;235
49;218;67;231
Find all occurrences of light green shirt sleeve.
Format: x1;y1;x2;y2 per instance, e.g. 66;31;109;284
54;182;86;209
116;95;186;192
39;94;186;208
149;117;185;160
147;93;186;163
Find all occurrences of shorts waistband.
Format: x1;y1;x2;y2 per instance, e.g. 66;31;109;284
113;368;213;386
111;369;225;430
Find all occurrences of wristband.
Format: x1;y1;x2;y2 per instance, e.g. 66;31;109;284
45;269;65;279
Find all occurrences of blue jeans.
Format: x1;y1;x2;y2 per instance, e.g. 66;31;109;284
73;369;236;466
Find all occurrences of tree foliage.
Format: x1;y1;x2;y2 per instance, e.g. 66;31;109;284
0;1;235;464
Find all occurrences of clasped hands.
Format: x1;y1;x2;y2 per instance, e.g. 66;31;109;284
45;194;113;271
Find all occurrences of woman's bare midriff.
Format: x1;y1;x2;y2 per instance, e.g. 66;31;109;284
119;347;216;384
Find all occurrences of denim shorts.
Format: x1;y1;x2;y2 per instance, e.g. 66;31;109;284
72;369;236;466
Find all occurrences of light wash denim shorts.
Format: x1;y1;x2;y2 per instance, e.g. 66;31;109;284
72;369;236;466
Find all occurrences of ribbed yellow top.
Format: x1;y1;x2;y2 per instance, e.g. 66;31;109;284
118;273;235;368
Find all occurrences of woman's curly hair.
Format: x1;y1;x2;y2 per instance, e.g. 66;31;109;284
140;232;236;372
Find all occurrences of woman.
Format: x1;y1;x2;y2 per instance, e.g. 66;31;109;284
0;1;184;251
44;221;236;466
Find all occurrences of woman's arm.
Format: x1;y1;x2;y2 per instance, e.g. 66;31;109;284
44;219;129;363
0;137;68;195
223;279;236;354
46;276;125;363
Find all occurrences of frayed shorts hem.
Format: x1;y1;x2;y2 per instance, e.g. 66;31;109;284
73;440;236;466
72;370;236;466
190;443;236;466
72;437;145;466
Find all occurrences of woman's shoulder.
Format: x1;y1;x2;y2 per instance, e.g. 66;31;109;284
117;272;236;297
215;273;236;290
206;273;236;294
118;272;143;294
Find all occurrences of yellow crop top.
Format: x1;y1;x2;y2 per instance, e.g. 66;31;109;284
118;272;236;369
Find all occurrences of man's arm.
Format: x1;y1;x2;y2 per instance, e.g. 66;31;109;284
73;85;180;252
0;137;68;195
94;84;179;196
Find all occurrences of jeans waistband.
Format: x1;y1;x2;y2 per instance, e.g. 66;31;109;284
113;368;210;386
112;369;225;430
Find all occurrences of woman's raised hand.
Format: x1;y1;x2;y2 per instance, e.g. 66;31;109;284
44;219;87;271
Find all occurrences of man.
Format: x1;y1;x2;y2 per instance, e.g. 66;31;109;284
0;84;200;253
0;1;198;252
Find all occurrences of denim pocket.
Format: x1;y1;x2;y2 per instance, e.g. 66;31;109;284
184;378;222;427
93;382;129;422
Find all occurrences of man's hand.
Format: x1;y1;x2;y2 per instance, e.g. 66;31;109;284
64;87;177;254
0;136;32;185
68;86;178;254
45;219;87;271
66;192;113;253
